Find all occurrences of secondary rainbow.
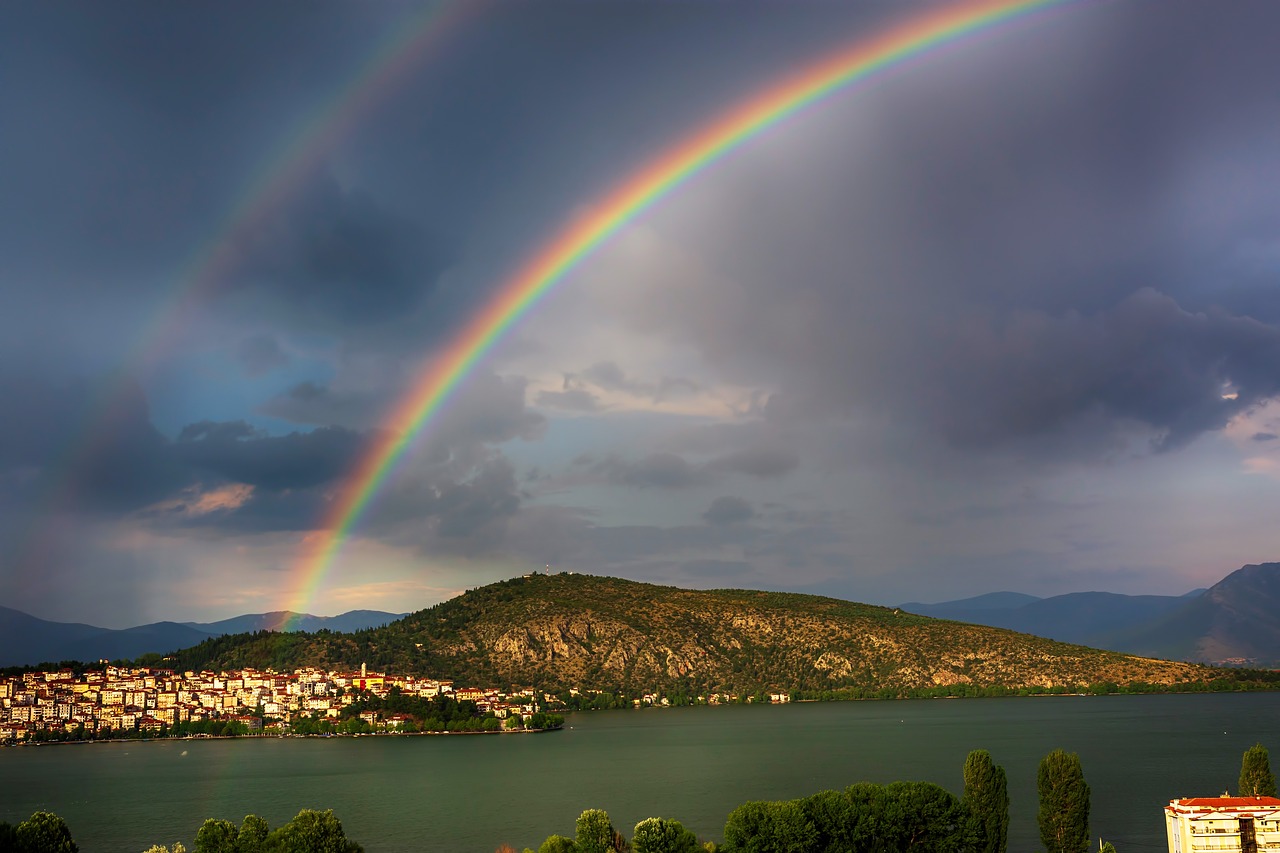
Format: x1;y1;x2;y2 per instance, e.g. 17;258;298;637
287;0;1073;613
17;2;470;578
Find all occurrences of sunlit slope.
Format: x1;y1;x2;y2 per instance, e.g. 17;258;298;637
162;573;1219;693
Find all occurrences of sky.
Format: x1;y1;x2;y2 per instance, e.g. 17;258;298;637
3;0;1280;628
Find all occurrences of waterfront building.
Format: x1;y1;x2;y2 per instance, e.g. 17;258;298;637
1165;795;1280;853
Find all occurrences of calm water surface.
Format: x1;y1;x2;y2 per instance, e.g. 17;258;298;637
1;693;1277;852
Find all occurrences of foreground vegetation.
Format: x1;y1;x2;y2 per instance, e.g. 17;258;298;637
512;748;1087;852
146;574;1274;701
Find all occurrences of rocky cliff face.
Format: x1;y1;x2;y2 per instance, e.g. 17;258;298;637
380;574;1213;692
168;573;1227;693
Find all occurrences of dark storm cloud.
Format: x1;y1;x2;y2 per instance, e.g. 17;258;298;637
0;368;184;511
174;420;372;491
615;2;1280;465
1253;433;1278;443
227;172;453;326
702;496;755;526
913;289;1280;451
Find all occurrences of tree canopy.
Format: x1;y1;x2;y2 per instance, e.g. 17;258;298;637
963;749;1009;853
1240;743;1278;798
575;810;622;853
1037;750;1090;853
631;818;700;853
13;812;78;853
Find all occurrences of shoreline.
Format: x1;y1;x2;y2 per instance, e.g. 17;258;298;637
4;725;564;748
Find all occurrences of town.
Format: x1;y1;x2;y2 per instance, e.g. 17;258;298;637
0;663;790;743
0;662;554;742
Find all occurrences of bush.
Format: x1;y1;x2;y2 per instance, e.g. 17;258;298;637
632;818;700;853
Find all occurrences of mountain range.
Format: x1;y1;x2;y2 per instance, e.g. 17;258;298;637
901;562;1280;666
0;607;404;668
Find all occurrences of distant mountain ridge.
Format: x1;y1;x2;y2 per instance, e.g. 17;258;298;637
0;607;405;668
900;563;1280;666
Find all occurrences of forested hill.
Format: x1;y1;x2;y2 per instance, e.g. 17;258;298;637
153;573;1234;696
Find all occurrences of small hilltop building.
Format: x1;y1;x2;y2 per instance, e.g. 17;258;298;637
1165;795;1280;853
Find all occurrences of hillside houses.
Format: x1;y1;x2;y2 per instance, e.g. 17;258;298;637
0;663;535;742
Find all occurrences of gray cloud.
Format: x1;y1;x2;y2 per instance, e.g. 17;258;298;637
707;446;800;479
586;452;710;490
681;559;752;579
534;387;601;413
236;334;289;377
703;496;755;526
258;381;386;430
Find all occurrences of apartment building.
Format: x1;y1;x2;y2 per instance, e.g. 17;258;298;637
1166;795;1280;853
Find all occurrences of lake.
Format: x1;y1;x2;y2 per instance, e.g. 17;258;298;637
2;693;1277;851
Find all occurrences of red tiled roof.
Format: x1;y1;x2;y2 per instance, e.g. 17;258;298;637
1174;797;1280;808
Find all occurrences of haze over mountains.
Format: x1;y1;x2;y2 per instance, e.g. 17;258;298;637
902;562;1280;666
0;608;404;668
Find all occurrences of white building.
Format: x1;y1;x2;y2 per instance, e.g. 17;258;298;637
1165;795;1280;853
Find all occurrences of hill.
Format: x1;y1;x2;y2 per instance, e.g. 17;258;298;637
158;573;1226;696
0;607;403;668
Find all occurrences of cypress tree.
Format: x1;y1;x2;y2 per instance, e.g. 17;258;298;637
1240;743;1278;797
1038;749;1090;853
964;749;1010;853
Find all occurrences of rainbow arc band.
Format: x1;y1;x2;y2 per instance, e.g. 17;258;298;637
285;0;1071;622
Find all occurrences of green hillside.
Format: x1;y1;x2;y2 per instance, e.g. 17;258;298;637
153;573;1242;695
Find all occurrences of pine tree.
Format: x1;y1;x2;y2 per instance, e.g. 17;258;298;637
1240;743;1278;797
1038;749;1090;853
964;749;1010;853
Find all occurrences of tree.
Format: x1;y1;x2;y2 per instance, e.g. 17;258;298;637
14;812;78;853
964;749;1009;853
632;818;699;853
575;810;619;853
1098;842;1116;853
537;837;577;853
1240;743;1277;797
237;815;270;853
722;800;816;853
879;781;983;852
143;846;187;853
0;823;17;853
194;819;238;853
1038;750;1090;853
264;810;362;853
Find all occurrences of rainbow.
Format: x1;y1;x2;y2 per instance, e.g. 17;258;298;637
16;2;471;576
285;0;1072;616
